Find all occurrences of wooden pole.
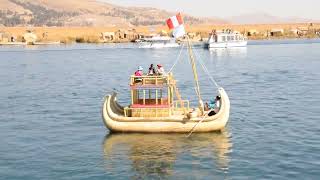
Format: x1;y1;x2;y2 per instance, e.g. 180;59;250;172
187;37;204;114
131;90;134;104
155;89;158;105
143;90;146;105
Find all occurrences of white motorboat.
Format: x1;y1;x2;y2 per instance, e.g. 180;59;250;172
206;30;247;48
137;36;180;49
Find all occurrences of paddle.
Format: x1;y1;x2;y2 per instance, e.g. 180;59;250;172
186;113;208;138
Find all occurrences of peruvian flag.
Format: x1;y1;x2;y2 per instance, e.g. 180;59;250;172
166;13;184;29
166;13;186;38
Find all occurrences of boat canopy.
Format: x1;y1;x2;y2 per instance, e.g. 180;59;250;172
126;74;189;117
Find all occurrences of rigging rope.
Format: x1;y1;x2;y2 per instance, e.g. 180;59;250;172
168;36;220;89
193;49;220;88
168;42;185;73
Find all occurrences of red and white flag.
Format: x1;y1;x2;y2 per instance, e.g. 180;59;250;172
166;13;186;38
166;13;184;29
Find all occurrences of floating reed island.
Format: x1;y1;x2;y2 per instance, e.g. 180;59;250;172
1;23;320;45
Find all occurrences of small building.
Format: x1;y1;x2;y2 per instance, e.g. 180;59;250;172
114;29;140;42
0;32;14;43
23;30;37;45
270;29;284;36
187;32;201;41
101;32;115;42
247;29;258;36
290;29;299;34
297;27;309;35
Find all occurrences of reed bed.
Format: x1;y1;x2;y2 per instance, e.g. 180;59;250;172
1;23;319;43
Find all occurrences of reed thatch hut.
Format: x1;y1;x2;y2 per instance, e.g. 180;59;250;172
0;32;10;42
101;32;115;42
23;30;37;45
270;29;284;36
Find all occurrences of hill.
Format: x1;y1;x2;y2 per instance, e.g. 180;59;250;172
228;13;315;24
0;0;227;27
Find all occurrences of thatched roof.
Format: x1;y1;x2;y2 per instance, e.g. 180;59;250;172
23;32;37;44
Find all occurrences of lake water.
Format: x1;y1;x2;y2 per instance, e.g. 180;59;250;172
0;39;320;179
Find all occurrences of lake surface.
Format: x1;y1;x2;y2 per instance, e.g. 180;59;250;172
0;39;320;179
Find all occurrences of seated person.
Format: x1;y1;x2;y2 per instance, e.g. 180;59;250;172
157;64;166;76
148;64;156;76
134;66;143;83
204;102;209;111
208;96;221;116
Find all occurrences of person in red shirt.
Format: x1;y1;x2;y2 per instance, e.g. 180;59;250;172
134;66;143;83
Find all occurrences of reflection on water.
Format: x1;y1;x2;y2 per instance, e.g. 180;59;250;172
102;131;232;179
209;47;247;57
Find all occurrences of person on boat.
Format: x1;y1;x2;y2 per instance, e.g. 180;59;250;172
157;64;166;76
148;64;156;76
134;66;143;83
208;95;221;116
204;102;210;111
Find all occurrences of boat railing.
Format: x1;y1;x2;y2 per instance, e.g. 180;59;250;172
130;75;172;86
124;106;171;117
172;100;190;112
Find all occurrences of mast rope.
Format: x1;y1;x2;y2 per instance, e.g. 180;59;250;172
193;49;220;88
168;42;185;73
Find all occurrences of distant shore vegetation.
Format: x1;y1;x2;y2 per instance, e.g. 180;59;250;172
0;23;319;44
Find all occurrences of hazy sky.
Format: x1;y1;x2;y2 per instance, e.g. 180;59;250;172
104;0;320;19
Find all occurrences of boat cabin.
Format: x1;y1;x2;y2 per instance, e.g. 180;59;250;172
124;73;190;117
210;30;245;43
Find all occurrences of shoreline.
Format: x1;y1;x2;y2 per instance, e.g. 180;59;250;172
1;23;320;44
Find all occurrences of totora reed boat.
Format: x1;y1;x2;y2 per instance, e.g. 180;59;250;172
102;43;230;133
102;13;230;133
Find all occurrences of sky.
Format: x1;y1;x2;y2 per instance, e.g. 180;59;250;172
103;0;320;20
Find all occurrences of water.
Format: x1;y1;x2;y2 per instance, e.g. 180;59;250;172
0;40;320;179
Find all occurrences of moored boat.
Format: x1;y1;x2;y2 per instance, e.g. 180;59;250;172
206;29;247;48
137;36;180;49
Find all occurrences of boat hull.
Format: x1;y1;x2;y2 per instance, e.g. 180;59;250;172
102;88;230;133
207;41;247;48
138;43;180;49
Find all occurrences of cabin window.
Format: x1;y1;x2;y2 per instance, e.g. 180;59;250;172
133;88;168;105
230;36;234;41
221;36;226;42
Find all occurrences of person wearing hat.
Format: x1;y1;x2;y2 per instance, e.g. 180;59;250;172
134;66;144;83
157;64;166;76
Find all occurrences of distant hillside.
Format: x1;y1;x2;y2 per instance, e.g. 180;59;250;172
228;13;315;24
0;0;227;27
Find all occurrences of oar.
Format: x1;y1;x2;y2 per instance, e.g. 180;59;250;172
186;113;208;138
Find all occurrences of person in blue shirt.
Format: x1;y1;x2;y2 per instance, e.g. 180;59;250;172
207;96;221;116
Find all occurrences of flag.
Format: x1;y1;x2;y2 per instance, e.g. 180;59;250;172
166;13;186;38
173;25;186;38
166;13;183;29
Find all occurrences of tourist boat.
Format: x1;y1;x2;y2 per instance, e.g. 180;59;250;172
102;40;230;133
137;36;180;49
206;29;247;48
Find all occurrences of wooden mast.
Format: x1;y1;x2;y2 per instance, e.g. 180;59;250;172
186;37;204;114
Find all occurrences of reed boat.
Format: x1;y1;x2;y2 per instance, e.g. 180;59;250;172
102;87;230;133
102;52;230;133
102;16;230;133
